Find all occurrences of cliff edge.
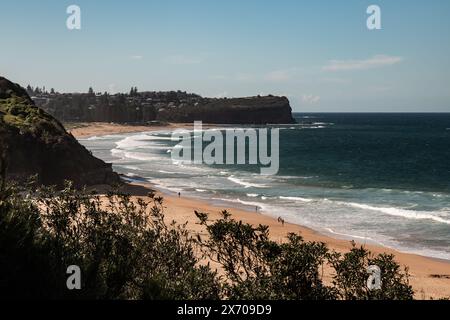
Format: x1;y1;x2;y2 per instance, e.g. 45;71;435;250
156;95;295;124
34;90;296;124
0;76;119;187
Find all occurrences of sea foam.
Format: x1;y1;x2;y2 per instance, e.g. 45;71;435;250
227;176;268;188
279;196;313;203
336;201;450;225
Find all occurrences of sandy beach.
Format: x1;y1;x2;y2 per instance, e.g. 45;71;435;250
72;122;450;300
68;122;221;139
68;122;189;138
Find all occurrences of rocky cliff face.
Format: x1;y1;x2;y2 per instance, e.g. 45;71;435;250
156;96;296;124
0;77;119;187
34;90;296;125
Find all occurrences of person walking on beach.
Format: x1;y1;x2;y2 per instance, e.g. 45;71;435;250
178;192;181;198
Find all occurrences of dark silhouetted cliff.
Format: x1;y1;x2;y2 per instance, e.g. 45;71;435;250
0;77;119;187
30;87;296;124
156;96;295;124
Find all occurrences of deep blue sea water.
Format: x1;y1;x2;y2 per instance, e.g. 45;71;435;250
79;113;450;260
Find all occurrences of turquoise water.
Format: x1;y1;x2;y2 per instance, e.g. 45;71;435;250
79;113;450;260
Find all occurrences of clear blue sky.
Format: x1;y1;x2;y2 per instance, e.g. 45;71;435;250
1;0;450;112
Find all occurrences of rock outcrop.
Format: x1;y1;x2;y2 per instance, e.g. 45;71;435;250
33;89;296;125
0;77;119;187
156;96;295;124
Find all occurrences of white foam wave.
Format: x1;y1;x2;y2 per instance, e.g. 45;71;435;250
149;179;184;194
116;135;152;149
152;136;179;141
279;196;313;203
83;135;103;141
123;165;141;171
111;148;126;159
227;176;268;188
246;193;259;198
81;134;122;141
139;145;173;150
216;198;267;211
125;172;138;177
324;228;376;242
112;146;167;162
158;170;177;175
82;136;101;141
116;134;174;149
123;152;161;161
276;175;316;180
336;201;450;225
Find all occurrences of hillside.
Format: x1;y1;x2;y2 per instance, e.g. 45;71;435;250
156;95;295;124
0;76;119;187
29;87;296;124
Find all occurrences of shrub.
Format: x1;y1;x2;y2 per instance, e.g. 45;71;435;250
329;244;414;300
0;169;414;300
195;210;413;300
0;180;219;299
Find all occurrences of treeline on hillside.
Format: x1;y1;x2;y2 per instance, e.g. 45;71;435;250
0;164;414;299
27;85;202;123
26;85;295;125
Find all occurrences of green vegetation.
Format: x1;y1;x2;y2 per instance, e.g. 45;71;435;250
0;77;119;187
0;168;414;300
0;96;66;138
0;179;219;299
195;211;413;300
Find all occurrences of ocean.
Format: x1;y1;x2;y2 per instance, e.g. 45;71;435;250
79;113;450;260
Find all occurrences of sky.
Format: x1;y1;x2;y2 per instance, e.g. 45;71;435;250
1;0;450;112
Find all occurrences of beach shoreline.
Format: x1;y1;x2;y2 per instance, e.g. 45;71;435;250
72;122;450;299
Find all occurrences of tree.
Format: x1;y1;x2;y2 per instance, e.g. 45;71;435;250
195;210;334;299
195;211;414;300
328;243;414;300
0;178;415;300
26;85;33;95
0;181;219;299
130;87;138;96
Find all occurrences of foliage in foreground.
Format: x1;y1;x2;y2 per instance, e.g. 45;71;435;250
195;211;413;300
0;175;414;299
0;179;218;299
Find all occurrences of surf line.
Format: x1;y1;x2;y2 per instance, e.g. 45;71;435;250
171;121;279;175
